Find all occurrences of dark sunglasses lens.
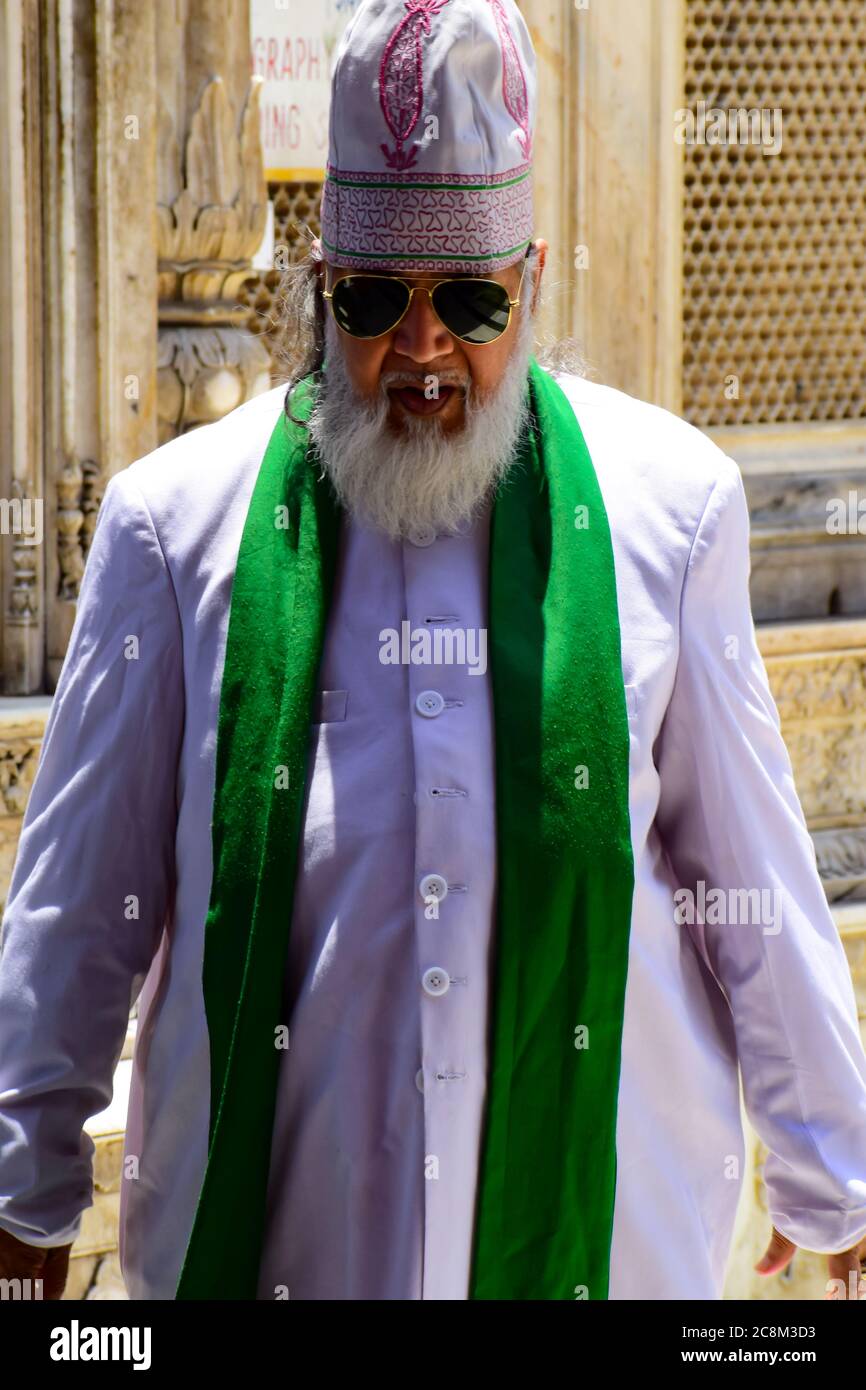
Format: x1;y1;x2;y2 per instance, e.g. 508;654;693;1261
433;279;512;344
331;276;410;338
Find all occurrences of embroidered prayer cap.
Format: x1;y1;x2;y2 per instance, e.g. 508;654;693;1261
321;0;537;275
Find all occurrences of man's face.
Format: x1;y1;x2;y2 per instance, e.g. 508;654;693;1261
316;241;547;434
306;238;548;541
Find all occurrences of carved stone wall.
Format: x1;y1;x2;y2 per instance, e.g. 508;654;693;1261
0;0;159;693
238;180;323;362
0;0;273;693
765;635;866;837
156;26;271;440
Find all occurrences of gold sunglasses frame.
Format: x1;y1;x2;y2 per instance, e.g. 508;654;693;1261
321;245;532;345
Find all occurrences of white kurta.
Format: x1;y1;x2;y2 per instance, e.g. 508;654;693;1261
1;371;865;1301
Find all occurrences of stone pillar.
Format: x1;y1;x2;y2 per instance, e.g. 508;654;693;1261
513;0;578;353
156;0;270;442
0;0;270;689
0;0;161;691
517;0;685;409
0;0;45;694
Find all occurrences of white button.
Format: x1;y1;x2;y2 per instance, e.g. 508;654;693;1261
408;526;436;547
415;690;445;718
415;1067;425;1092
419;872;448;903
422;966;451;997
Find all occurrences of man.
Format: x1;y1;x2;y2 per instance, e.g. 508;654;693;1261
1;0;865;1302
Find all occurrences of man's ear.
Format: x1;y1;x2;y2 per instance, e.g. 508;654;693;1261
530;238;548;315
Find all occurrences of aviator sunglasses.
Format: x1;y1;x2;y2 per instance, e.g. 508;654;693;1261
321;244;532;346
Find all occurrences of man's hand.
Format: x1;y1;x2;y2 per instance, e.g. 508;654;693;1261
755;1224;866;1300
0;1225;73;1300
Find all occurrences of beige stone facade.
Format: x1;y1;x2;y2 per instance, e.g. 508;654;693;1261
0;0;863;1300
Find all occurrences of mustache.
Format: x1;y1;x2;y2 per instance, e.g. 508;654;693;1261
380;369;470;393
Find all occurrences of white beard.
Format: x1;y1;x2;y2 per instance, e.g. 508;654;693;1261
306;293;537;541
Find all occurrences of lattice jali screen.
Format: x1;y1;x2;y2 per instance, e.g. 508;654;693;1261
683;0;866;427
239;181;323;349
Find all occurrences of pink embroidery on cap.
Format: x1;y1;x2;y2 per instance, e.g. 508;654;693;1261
379;0;451;171
487;0;532;159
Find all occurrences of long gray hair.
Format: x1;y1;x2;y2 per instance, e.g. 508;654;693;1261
269;242;594;426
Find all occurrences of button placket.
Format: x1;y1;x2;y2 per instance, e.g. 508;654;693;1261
403;525;495;1300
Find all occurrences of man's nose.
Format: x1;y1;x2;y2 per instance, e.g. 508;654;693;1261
392;289;453;362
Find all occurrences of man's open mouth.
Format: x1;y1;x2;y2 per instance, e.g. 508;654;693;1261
390;384;458;415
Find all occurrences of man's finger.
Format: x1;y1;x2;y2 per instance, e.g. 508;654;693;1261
754;1225;797;1275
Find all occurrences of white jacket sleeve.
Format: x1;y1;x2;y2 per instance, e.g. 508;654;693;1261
654;455;866;1255
0;466;184;1247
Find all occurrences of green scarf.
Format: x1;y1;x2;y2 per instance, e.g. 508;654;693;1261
175;356;635;1301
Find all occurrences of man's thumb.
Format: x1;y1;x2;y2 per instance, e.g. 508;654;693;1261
755;1225;797;1275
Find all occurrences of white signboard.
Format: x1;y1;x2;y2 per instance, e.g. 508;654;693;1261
251;0;362;180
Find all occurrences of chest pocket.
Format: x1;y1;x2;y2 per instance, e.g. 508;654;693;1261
311;689;349;724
